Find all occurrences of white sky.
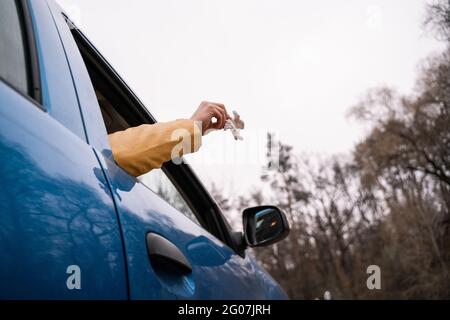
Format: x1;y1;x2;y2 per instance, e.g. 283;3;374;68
57;0;444;196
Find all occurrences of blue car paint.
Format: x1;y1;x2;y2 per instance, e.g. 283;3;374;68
95;158;285;299
0;82;128;299
0;0;288;299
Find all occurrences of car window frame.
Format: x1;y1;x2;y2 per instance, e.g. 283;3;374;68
0;0;42;107
66;20;242;254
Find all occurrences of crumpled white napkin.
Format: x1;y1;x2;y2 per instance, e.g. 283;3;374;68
224;110;245;140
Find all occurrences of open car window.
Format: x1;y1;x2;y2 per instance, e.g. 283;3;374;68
67;19;239;252
92;83;201;226
83;53;202;227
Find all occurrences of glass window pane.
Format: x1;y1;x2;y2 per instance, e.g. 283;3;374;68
138;170;201;226
0;0;30;94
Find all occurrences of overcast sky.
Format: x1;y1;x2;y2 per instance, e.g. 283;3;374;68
57;0;444;196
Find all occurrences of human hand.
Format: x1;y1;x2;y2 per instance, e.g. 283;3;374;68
190;101;231;135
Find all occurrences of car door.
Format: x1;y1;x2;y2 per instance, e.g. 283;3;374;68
0;0;128;299
47;0;287;299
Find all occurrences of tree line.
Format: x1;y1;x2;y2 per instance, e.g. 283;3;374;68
213;0;450;299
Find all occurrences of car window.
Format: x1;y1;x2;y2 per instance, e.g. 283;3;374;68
0;0;30;95
138;170;201;226
67;23;234;246
92;87;202;225
74;61;201;226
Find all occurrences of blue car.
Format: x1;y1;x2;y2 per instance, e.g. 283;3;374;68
0;0;289;300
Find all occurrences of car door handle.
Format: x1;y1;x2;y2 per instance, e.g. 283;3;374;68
146;233;192;275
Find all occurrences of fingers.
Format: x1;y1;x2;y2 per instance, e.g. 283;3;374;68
201;101;227;128
204;101;231;119
211;105;227;129
197;101;230;131
212;102;231;119
208;106;225;130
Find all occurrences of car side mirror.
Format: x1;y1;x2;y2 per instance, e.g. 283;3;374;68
242;206;290;247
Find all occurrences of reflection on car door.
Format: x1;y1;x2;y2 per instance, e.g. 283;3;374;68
99;159;266;299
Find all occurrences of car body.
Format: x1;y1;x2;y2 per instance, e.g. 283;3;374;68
0;0;289;300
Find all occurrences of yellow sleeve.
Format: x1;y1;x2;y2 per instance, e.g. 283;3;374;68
108;119;202;177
